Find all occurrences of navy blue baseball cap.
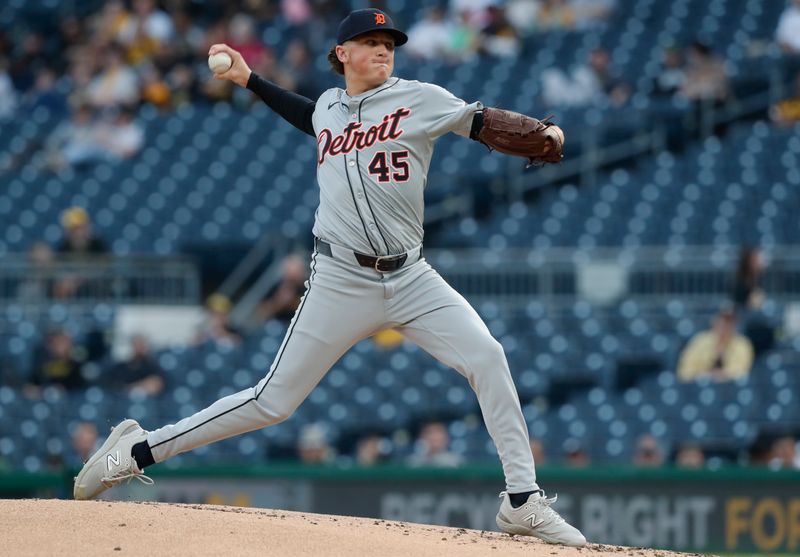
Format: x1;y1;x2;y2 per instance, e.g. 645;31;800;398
337;9;408;46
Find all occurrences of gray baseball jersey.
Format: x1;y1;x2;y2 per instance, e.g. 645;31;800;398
145;76;539;494
312;78;480;255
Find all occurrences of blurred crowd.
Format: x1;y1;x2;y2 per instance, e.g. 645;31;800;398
0;0;798;173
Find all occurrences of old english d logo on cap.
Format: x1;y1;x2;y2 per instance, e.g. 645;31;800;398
336;9;408;46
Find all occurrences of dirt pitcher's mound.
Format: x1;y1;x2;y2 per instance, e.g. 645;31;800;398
1;499;709;557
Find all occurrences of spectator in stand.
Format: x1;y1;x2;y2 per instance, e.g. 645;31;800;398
117;0;174;65
86;44;140;109
505;0;540;36
768;435;800;470
633;434;665;468
92;0;132;49
479;5;521;58
674;443;706;469
228;14;269;73
776;0;800;54
406;421;464;468
447;10;482;63
42;103;110;171
54;206;109;299
297;423;336;464
542;47;630;107
257;254;308;324
450;0;495;28
585;47;631;106
355;433;390;467
371;328;405;350
732;246;766;312
405;7;454;62
651;47;685;99
529;439;547;465
57;207;109;257
563;439;590;468
678;41;728;104
67;422;103;469
770;72;800;125
25;328;86;396
571;0;617;30
677;307;754;383
194;293;243;347
98;108;145;161
227;11;293;104
63;54;95;108
140;64;172;110
105;335;165;397
26;67;68;114
535;0;576;31
282;0;313;29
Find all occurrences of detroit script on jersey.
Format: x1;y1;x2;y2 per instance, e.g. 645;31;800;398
316;107;411;165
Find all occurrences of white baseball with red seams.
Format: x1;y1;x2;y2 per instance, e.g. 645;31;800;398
208;52;232;74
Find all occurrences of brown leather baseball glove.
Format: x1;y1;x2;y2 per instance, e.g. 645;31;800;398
477;107;564;166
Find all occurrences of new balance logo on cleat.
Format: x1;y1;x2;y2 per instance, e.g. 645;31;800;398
523;511;544;529
106;451;120;471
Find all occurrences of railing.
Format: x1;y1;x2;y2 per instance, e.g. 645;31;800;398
425;245;800;306
0;255;201;306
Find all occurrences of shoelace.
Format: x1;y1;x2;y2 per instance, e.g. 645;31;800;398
101;469;154;488
529;494;566;524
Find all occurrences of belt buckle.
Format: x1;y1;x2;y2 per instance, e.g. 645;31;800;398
374;255;393;273
373;254;406;272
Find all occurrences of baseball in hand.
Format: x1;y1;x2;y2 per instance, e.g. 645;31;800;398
208;52;233;74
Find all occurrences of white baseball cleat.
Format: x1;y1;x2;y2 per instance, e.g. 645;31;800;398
73;419;153;500
496;491;586;547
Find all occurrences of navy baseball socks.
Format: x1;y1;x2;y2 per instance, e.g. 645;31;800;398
508;489;541;508
131;440;155;469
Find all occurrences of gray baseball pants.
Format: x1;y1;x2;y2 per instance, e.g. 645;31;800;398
147;245;539;492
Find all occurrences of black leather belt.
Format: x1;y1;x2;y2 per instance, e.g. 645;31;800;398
315;238;421;273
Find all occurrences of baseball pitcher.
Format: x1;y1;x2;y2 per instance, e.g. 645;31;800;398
74;9;583;546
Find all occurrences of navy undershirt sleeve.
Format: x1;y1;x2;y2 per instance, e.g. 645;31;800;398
246;73;316;137
469;111;484;141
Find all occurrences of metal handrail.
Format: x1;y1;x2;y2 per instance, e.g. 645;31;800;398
0;255;200;306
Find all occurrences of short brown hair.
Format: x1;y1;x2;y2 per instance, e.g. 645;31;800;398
328;46;344;75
